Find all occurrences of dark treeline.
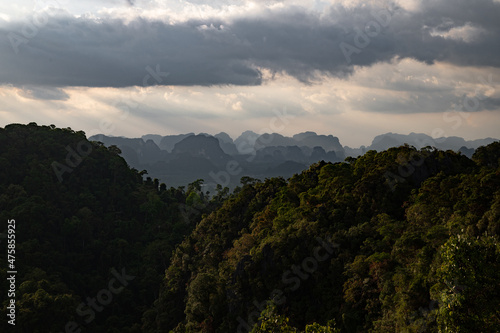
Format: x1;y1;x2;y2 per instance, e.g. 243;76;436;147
1;123;499;332
0;123;222;332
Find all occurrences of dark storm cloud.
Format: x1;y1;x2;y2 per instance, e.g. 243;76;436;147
0;0;499;88
388;0;500;68
0;17;264;87
481;96;500;111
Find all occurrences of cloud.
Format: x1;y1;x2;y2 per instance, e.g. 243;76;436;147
0;16;264;87
16;85;69;100
429;21;485;43
1;57;499;147
0;0;499;88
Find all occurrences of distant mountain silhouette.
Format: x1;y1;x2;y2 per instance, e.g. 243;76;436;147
254;133;297;150
89;134;169;167
265;160;307;177
254;145;338;164
234;130;260;154
292;131;317;141
255;145;307;163
159;133;194;152
90;131;498;189
294;132;344;155
214;132;239;155
141;134;163;146
369;132;498;152
458;146;475;158
172;134;230;166
344;145;367;157
254;132;343;151
214;132;233;144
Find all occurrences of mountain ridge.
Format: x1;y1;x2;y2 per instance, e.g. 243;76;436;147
89;131;498;189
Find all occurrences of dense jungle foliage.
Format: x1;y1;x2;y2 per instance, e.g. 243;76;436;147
1;123;499;332
0;123;221;332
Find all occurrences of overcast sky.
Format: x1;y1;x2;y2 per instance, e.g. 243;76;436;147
0;0;499;147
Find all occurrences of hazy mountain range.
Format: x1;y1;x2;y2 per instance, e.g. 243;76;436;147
89;131;498;189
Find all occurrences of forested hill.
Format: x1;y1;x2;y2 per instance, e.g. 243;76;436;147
144;141;500;332
0;123;218;332
1;123;499;332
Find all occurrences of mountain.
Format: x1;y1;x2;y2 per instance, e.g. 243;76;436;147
254;133;298;150
255;145;308;164
0;123;218;332
459;146;475;158
265;160;308;177
344;145;367;157
368;132;498;152
214;132;233;144
254;145;338;165
144;142;500;332
292;131;317;141
251;132;346;161
254;132;345;156
214;132;239;155
159;133;194;152
89;134;170;167
141;134;163;146
234;130;260;154
172;134;231;166
3;123;500;333
88;131;499;190
296;133;345;156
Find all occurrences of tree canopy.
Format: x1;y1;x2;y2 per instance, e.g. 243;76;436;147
1;124;498;332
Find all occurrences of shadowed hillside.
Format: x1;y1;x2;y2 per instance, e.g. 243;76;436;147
144;143;500;333
0;123;220;332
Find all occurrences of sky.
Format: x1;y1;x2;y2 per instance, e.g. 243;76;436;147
0;0;499;147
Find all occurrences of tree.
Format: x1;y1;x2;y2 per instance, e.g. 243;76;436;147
432;235;500;332
250;303;297;333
